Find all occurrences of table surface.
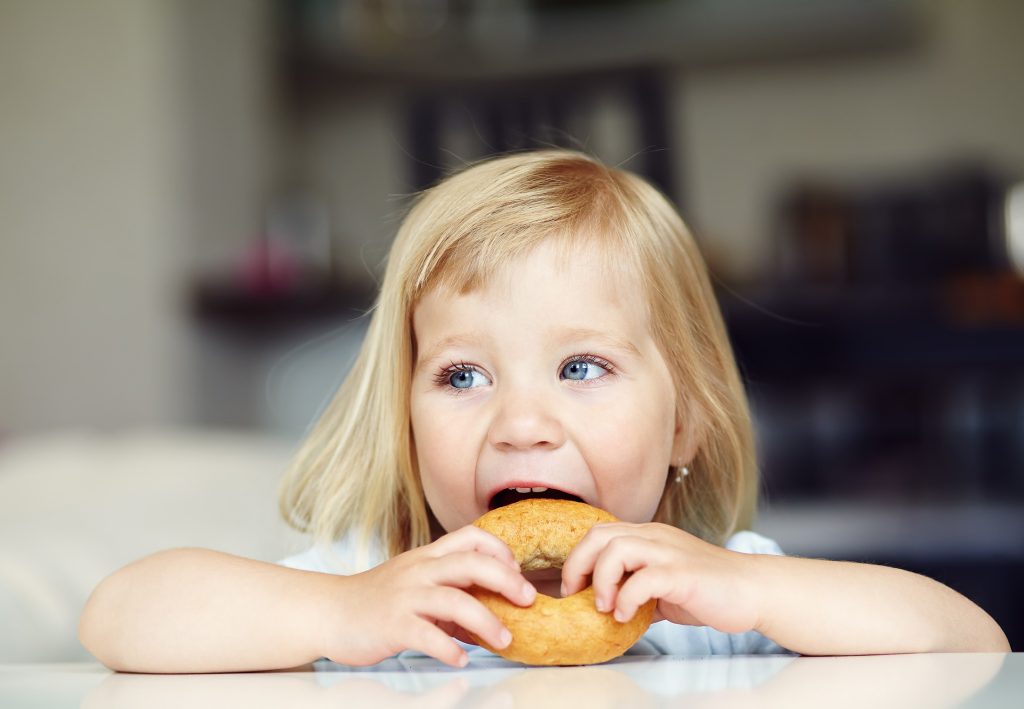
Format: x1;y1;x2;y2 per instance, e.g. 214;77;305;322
1;653;1021;708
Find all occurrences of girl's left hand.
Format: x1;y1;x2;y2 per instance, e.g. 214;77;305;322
559;522;762;634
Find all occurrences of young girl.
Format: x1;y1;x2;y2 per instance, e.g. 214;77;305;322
79;150;1009;673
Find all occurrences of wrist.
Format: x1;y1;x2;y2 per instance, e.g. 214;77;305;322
299;569;359;663
328;571;366;660
739;551;777;637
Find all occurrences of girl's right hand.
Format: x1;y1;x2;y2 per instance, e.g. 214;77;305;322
320;524;536;668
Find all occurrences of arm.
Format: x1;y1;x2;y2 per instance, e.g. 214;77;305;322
80;526;534;673
560;522;1010;656
750;554;1011;655
79;548;344;673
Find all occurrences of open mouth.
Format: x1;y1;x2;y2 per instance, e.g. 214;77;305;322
488;487;585;511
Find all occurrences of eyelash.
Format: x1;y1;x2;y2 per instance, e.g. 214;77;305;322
431;354;617;396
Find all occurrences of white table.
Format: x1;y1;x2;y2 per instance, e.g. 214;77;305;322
1;653;1020;708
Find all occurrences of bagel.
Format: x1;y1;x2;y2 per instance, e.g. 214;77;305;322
469;498;656;665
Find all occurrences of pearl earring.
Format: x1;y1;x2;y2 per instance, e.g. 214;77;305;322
674;458;690;483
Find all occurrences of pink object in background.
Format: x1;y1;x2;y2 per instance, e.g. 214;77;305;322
236;237;303;296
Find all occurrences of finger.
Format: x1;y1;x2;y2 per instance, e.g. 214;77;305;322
428;525;520;571
590;535;657;613
404;616;471;668
424;552;535;606
559;522;624;596
613;566;675;623
416;586;513;652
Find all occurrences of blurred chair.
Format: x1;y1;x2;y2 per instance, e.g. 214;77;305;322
0;428;307;663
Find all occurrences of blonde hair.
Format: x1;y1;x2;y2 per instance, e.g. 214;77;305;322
279;149;759;559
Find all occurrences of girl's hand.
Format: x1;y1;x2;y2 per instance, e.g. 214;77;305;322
321;525;536;668
560;522;761;634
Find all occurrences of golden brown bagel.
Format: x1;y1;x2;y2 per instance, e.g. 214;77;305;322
469;498;656;665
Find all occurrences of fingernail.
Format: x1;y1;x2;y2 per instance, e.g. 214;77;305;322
458;652;469;667
614;608;628;622
522;582;536;602
560;582;567;597
498;629;512;648
596;596;608;612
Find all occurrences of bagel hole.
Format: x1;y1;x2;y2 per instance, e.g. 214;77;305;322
488;488;584;510
522;567;566;598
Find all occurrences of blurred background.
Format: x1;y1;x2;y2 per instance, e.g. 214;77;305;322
2;0;1022;659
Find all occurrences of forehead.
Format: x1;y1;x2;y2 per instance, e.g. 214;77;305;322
412;240;650;360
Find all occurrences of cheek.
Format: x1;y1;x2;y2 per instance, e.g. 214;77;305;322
410;395;480;523
594;436;662;517
411;401;449;490
586;391;674;521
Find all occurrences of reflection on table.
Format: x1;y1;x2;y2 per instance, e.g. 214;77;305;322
3;652;1014;708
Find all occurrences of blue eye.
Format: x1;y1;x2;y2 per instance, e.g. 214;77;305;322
449;367;487;389
435;362;491;392
561;358;609;381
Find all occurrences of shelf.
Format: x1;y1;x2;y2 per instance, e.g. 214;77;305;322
190;281;377;332
718;281;1024;380
285;0;919;87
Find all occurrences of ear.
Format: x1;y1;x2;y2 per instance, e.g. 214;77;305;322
671;397;705;465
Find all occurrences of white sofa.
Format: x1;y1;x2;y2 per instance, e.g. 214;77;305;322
0;428;308;663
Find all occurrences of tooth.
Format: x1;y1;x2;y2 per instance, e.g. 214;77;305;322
531;487;548;492
514;487;532;493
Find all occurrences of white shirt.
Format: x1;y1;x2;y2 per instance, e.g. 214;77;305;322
279;529;795;660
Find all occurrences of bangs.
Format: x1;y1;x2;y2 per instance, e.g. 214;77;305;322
404;153;647;309
418;224;644;308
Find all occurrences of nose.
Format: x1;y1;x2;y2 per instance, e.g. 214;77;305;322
486;382;567;452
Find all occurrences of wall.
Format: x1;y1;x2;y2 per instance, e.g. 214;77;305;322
0;0;277;434
0;0;190;432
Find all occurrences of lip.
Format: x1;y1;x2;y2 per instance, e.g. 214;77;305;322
485;480;587;508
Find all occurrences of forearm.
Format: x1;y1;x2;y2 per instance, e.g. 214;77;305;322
79;548;341;673
750;554;1010;655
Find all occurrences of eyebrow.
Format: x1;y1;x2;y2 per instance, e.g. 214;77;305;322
415;327;641;371
416;332;494;371
552;327;642;358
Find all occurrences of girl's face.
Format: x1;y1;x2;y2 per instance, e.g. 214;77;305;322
410;240;690;536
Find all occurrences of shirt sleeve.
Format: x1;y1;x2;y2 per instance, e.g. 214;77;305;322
276;531;385;575
720;529;796;656
278;546;334;573
724;529;785;556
